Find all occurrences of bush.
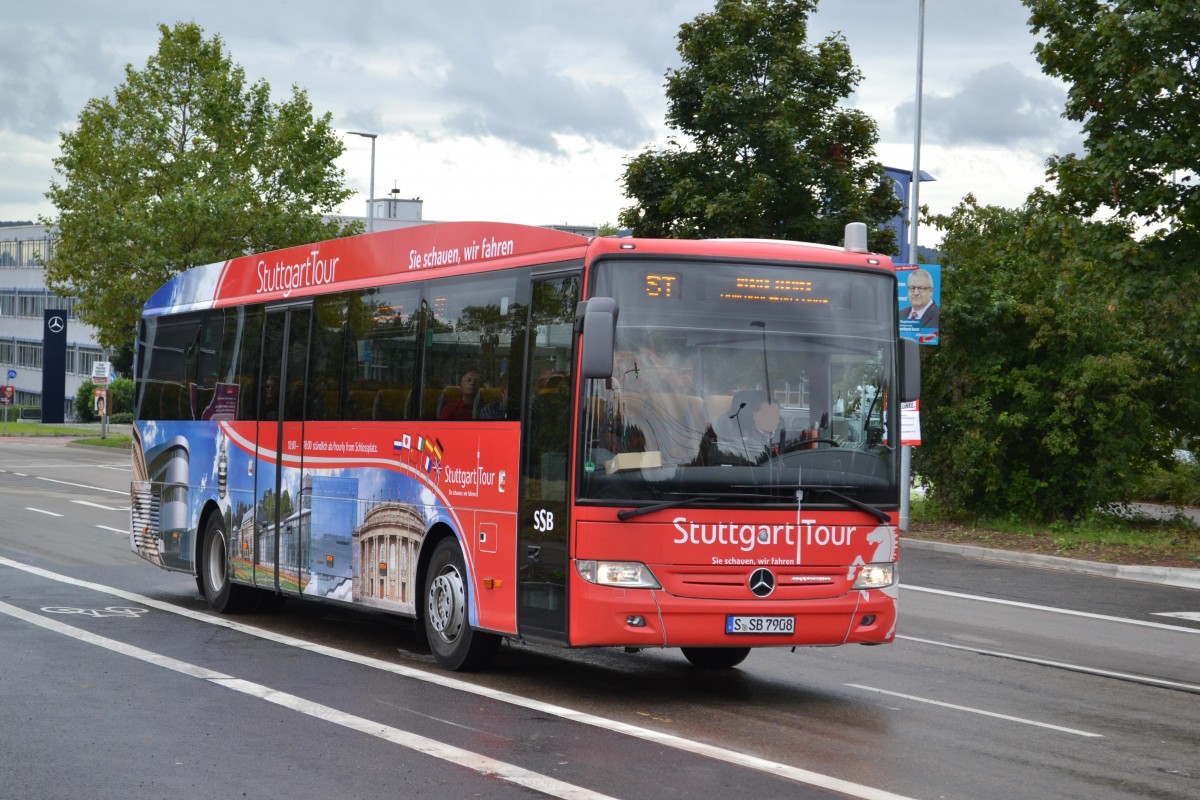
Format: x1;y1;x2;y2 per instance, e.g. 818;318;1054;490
75;377;134;422
917;196;1173;522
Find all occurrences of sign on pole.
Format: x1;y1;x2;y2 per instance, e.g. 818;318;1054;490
91;361;112;386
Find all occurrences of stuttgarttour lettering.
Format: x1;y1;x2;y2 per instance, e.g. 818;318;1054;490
256;249;338;297
672;516;859;552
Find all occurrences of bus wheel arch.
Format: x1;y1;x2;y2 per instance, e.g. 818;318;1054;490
419;529;500;671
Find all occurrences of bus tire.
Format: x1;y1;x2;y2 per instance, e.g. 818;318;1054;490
423;537;500;671
200;513;256;614
681;647;751;669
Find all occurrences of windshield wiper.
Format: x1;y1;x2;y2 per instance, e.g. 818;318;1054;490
802;486;890;523
730;483;891;523
616;494;724;521
615;487;890;524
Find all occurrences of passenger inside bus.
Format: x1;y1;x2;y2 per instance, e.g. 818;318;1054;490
439;369;481;420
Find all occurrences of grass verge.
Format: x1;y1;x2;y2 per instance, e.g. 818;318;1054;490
1;421;96;437
908;499;1200;569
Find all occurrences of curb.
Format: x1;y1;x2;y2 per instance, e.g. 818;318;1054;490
904;538;1200;590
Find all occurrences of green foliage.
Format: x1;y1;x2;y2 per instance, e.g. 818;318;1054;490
1134;458;1200;508
75;377;133;422
619;0;900;249
1025;0;1200;236
1024;0;1200;466
43;22;360;351
917;193;1177;522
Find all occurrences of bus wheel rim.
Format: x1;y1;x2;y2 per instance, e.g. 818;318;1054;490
429;567;466;643
209;530;226;590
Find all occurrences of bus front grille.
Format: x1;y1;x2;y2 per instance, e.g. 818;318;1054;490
130;480;162;560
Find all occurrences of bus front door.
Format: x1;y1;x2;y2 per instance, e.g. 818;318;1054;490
517;273;579;643
253;305;311;594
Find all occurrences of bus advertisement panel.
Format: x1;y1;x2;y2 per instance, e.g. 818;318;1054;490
130;221;918;671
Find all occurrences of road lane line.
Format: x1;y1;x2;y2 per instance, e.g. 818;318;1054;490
96;525;126;534
25;507;63;517
0;556;919;800
33;475;127;495
904;584;1200;634
846;683;1102;738
899;634;1200;695
0;600;619;800
73;500;128;512
1153;612;1200;622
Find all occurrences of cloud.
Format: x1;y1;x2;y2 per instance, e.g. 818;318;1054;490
894;63;1074;149
437;57;653;155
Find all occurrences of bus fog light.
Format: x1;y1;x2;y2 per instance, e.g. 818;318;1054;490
576;560;661;589
852;563;895;589
626;615;646;627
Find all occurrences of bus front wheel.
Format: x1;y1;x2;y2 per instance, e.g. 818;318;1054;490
423;537;500;671
200;514;256;614
681;647;751;669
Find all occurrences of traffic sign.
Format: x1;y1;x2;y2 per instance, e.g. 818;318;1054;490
6;369;14;380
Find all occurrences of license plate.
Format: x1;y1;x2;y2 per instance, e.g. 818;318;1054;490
725;615;795;635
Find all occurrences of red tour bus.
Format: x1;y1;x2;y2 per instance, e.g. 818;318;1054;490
130;220;919;670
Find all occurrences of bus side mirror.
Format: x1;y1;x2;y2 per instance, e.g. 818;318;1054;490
578;297;618;380
900;337;921;403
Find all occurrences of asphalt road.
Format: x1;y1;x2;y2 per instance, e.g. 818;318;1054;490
1;437;1197;800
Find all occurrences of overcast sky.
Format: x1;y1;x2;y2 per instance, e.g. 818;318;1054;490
2;0;1082;246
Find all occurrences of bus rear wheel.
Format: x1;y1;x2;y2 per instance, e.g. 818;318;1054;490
681;647;751;669
423;537;500;671
200;513;256;614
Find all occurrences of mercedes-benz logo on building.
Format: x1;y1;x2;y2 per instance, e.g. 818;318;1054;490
48;316;65;333
748;568;776;598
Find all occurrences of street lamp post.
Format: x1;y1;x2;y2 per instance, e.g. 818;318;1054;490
900;0;927;533
348;131;377;233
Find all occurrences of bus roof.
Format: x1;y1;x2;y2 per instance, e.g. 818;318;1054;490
585;234;895;272
142;221;590;317
142;221;894;317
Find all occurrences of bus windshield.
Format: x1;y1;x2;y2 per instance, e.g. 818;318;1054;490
579;257;899;508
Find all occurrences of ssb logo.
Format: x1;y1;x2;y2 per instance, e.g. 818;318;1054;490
532;508;555;532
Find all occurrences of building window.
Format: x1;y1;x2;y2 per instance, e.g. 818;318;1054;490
17;341;41;369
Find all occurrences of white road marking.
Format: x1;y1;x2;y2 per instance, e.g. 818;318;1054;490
35;475;126;495
25;507;63;517
900;634;1200;694
73;500;128;512
96;525;127;534
904;584;1200;634
0;556;920;800
1153;612;1200;622
846;683;1102;737
0;600;619;800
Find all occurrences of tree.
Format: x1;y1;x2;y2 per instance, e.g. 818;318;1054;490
1025;0;1200;238
918;193;1176;521
619;0;900;248
1024;0;1200;454
44;22;359;350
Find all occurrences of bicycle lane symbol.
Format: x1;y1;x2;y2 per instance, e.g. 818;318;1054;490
41;606;149;619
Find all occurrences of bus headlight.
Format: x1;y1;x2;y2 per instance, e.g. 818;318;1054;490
576;560;661;589
852;563;895;589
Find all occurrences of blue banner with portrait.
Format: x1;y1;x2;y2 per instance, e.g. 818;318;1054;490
897;264;940;346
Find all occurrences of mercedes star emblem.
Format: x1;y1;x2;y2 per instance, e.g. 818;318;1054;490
748;568;776;598
48;316;65;333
